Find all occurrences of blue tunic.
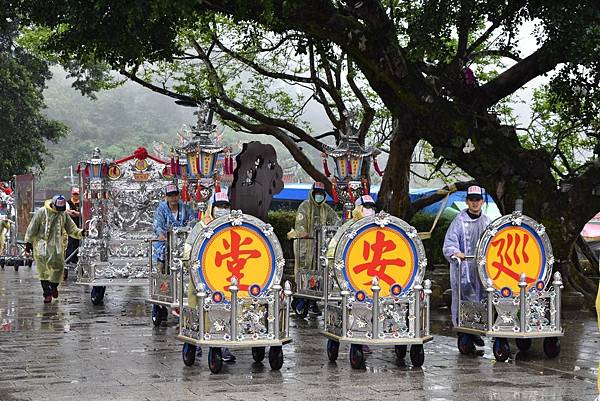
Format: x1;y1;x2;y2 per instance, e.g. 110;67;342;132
153;200;197;262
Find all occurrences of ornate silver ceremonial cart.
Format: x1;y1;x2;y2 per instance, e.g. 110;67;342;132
146;104;227;325
0;174;34;271
455;211;563;361
176;211;292;373
76;147;171;304
292;225;339;317
147;227;190;326
322;211;432;369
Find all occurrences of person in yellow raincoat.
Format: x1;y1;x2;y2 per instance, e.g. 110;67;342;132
25;195;85;303
288;182;340;316
182;191;236;362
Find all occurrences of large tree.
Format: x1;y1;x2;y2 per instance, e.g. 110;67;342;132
18;1;600;300
0;9;66;180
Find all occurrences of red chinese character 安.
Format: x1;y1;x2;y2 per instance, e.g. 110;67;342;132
215;230;262;291
353;231;406;286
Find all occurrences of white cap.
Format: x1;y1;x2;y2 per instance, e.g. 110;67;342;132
212;191;230;205
355;195;375;208
466;185;484;198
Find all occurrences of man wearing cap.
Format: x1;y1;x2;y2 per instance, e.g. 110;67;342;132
289;182;340;316
25;195;86;303
63;187;81;280
153;183;197;273
442;185;491;350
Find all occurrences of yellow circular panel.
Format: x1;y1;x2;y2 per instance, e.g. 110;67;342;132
344;226;415;297
485;226;542;293
201;226;273;299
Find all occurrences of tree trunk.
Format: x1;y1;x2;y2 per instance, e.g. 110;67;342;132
376;116;417;220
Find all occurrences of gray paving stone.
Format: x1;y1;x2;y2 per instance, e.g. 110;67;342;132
0;267;598;401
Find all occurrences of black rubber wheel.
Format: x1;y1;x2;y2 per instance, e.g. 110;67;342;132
252;347;266;362
543;337;560;359
410;345;424;367
293;298;309;318
27;259;33;267
90;286;106;305
457;334;475;355
349;344;365;369
515;338;532;352
151;304;163;327
0;259;4;269
395;344;407;361
493;338;510;362
208;347;223;373
182;343;196;366
13;264;18;271
268;346;284;370
327;339;340;362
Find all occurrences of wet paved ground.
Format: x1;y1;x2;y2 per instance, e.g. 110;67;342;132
0;266;599;401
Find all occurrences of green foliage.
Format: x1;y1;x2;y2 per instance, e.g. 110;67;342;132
38;70;195;190
266;209;296;260
0;18;67;180
409;212;453;266
518;85;599;179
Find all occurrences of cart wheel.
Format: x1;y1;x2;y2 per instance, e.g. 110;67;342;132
349;344;365;369
13;264;19;271
293;298;309;318
27;259;33;267
252;347;266;362
515;338;532;352
268;346;284;370
457;333;475;355
90;286;106;305
0;259;4;269
395;345;407;361
151;305;164;327
493;338;510;362
182;343;196;366
410;345;424;367
327;339;339;362
543;337;560;359
208;347;223;373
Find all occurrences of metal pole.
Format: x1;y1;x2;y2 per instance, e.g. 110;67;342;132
371;277;380;339
284;281;292;337
424;279;432;336
230;278;238;341
273;284;281;338
196;282;206;337
341;288;349;337
552;271;563;331
519;272;527;333
486;279;494;331
455;256;462;327
414;282;422;339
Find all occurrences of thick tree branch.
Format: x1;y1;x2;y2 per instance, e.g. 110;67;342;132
347;59;375;143
473;44;565;108
408;180;476;216
213;102;332;192
119;69;200;103
191;37;328;153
